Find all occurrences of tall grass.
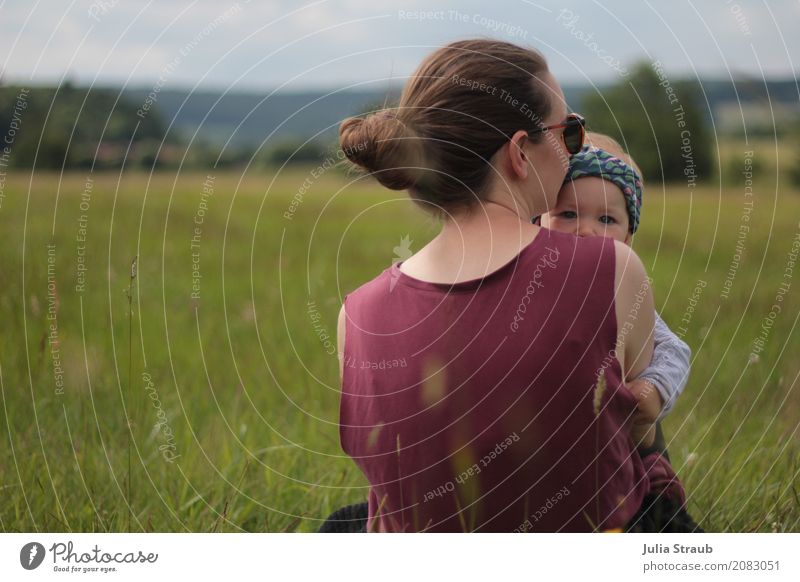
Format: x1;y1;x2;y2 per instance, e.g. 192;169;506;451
126;256;137;532
0;166;798;532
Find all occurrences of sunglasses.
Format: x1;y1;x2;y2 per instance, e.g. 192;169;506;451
527;113;586;156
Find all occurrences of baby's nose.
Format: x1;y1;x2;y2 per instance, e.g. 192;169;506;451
578;222;599;238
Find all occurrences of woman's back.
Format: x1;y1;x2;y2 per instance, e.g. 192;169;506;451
340;228;650;532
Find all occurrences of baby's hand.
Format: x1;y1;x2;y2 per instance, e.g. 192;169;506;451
627;378;663;424
630;423;656;449
627;378;663;449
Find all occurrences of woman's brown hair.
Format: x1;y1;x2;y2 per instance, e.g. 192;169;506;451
339;39;553;213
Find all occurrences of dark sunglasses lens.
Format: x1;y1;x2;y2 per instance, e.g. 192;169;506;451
564;121;584;155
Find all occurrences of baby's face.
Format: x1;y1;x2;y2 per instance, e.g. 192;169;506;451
542;176;631;244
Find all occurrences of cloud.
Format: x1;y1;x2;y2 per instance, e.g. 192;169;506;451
0;0;797;91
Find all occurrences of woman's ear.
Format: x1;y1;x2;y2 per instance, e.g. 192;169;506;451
506;130;530;180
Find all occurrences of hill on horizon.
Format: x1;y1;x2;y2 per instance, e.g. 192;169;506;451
118;77;799;149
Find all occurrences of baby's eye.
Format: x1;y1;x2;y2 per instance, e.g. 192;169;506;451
558;210;577;219
599;215;617;225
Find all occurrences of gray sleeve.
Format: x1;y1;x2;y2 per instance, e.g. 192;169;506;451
635;313;692;420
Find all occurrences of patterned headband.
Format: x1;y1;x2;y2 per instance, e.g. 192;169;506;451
564;145;644;234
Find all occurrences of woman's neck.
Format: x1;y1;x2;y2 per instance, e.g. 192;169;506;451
439;201;536;249
481;186;536;221
399;200;540;284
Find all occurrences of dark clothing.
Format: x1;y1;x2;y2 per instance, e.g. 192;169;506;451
318;503;370;533
319;493;703;533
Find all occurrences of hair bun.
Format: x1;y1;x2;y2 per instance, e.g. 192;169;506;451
339;110;423;191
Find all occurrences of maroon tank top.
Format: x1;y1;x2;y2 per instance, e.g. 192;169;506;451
340;228;661;532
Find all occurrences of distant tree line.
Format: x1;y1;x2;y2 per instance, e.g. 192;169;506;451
582;62;713;185
582;63;800;186
0;83;171;169
0;83;343;171
2;73;798;185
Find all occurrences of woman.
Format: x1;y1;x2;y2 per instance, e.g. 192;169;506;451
325;39;698;532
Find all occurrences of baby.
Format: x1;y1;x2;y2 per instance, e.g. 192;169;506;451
540;133;691;452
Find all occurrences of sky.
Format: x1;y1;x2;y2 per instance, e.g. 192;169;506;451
1;0;798;93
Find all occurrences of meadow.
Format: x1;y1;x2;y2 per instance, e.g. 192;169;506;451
1;161;798;532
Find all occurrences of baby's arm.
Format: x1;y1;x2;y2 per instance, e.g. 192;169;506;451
627;313;691;448
635;313;692;421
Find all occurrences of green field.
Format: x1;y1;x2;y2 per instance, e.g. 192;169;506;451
1;165;799;532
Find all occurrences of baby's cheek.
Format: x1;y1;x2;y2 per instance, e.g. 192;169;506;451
611;224;629;243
